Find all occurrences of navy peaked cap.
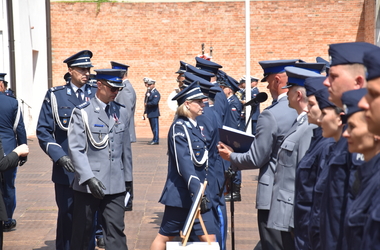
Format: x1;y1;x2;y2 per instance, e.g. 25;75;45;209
0;73;6;81
304;76;326;97
64;50;94;68
283;67;322;89
329;42;379;66
363;47;380;81
208;86;221;99
341;89;367;119
221;75;240;93
315;87;336;110
295;62;326;74
195;57;222;75
183;72;213;93
176;61;188;74
172;80;207;106
94;69;124;88
186;64;214;81
259;59;299;82
111;61;129;71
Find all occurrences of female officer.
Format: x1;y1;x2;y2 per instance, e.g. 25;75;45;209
341;89;380;250
308;87;344;250
150;81;216;250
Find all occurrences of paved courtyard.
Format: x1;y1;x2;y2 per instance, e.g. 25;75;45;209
4;128;260;250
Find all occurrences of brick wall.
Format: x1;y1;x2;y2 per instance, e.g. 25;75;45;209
50;0;373;137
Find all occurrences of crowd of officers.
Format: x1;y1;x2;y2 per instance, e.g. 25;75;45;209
2;40;380;250
151;41;380;250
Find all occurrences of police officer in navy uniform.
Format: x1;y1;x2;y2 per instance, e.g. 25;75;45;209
68;69;131;250
150;81;216;250
356;47;380;249
220;75;245;202
0;73;27;232
293;76;335;250
340;89;379;250
36;50;97;250
195;57;229;126
320;42;375;250
218;59;298;250
143;78;160;145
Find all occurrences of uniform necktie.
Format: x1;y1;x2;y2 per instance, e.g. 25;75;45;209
77;89;84;102
272;99;277;105
105;105;110;117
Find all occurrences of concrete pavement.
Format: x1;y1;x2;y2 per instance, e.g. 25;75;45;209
4;132;260;250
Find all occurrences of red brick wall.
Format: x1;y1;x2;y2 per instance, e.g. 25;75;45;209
50;0;373;137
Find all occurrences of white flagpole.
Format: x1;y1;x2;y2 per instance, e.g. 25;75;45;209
245;0;252;134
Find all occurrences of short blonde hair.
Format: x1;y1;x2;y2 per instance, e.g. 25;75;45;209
176;102;191;118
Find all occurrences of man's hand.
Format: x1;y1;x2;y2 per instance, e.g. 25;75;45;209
217;142;234;161
86;177;106;199
19;156;27;166
56;155;75;172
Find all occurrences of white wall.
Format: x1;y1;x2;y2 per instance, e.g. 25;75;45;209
1;0;49;137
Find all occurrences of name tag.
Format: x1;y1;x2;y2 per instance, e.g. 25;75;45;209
94;124;104;127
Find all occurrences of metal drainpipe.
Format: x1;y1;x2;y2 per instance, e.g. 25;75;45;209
46;0;52;89
6;0;16;96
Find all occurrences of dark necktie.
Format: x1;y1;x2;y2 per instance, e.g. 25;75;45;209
105;105;110;117
77;89;84;102
272;99;277;105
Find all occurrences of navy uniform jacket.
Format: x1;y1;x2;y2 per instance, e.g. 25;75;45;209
197;106;225;207
36;83;97;185
250;87;260;121
229;96;297;210
308;142;336;250
319;135;364;250
68;98;132;194
293;127;334;250
225;94;244;131
360;165;380;250
144;88;160;118
213;83;230;126
0;92;27;155
267;112;316;231
344;153;380;250
115;79;137;142
159;116;209;209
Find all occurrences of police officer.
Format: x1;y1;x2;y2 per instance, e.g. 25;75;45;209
0;73;27;232
357;46;380;249
293;76;335;250
267;67;320;249
218;59;298;250
320;42;374;250
68;69;131;250
150;81;216;250
36;50;97;250
195;57;229;126
308;86;343;250
175;61;188;90
220;75;244;202
340;88;379;250
143;78;160;145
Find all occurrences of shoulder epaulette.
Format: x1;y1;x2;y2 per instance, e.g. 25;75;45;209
50;85;66;92
87;82;98;88
175;120;183;125
77;101;90;109
113;101;125;108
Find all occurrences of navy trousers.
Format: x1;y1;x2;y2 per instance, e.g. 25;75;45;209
148;117;159;143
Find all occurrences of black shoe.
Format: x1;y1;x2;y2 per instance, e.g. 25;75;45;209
97;237;105;249
148;141;159;145
224;192;241;202
125;203;133;211
3;219;16;232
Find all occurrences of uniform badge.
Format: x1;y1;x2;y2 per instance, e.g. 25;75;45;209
195;150;201;157
147;93;150;97
185;121;192;128
63;119;68;125
67;88;72;95
231;108;237;111
299;116;306;125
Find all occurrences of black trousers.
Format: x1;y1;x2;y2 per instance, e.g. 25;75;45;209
257;209;283;250
71;191;128;250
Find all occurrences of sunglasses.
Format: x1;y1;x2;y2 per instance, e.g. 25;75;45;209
102;82;123;92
